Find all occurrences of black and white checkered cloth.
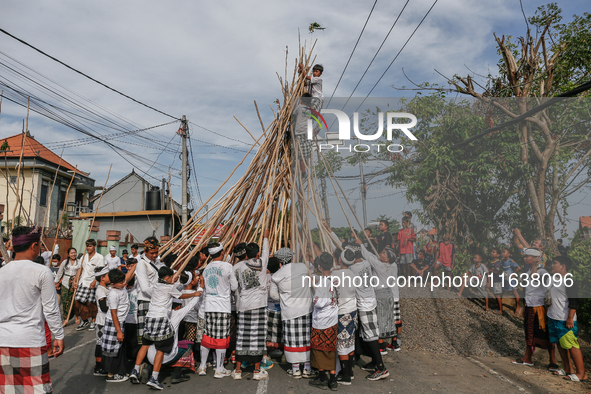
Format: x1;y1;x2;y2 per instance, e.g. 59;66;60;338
393;299;401;323
95;324;104;346
102;319;123;357
266;310;283;346
297;134;314;160
236;307;267;356
137;300;150;342
204;312;231;339
376;289;396;339
75;285;96;304
282;313;312;349
143;316;173;342
358;308;380;342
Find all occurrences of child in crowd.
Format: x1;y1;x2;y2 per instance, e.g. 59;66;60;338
457;254;489;308
308;253;339;391
93;266;111;377
123;258;139;362
102;269;130;382
266;257;283;359
433;234;455;289
397;218;416;278
298;63;324;111
487;248;504;314
410;250;429;280
130;267;202;390
501;248;521;316
333;248;357;386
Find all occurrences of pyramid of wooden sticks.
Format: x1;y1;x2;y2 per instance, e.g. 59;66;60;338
162;40;372;270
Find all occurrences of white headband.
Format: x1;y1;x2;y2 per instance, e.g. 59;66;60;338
109;246;117;251
96;266;110;277
341;248;355;266
208;244;224;255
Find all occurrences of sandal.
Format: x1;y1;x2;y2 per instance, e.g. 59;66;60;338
563;374;589;382
548;363;560;372
553;369;567;376
512;359;533;367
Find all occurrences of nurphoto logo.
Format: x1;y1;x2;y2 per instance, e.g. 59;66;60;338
307;109;418;153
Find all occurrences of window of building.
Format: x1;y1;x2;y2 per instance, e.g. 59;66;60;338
40;180;49;206
9;176;17;184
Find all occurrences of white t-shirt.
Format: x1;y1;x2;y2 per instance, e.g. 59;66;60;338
312;277;338;330
361;244;399;298
468;264;489;289
182;289;200;323
547;281;577;322
524;267;550;307
271;262;314;321
125;286;138;324
79;253;105;287
291;103;312;136
95;285;110;326
308;76;323;99
203;260;238;313
235;239;269;312
349;260;377;311
146;282;183;319
136;255;164;302
107;287;130;323
267;273;281;312
104;255;121;270
0;260;64;347
332;268;356;315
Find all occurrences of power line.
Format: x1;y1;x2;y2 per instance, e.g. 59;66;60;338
354;0;439;112
189;121;252;146
0;27;179;120
325;0;379;108
332;0;411;117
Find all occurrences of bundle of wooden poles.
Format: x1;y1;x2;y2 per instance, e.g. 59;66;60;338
160;39;376;271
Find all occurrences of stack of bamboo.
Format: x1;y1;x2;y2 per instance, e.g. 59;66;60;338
162;40;369;269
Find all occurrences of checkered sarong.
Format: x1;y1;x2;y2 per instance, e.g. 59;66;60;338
0;346;52;394
393;299;401;327
143;317;173;342
358;308;380;342
202;312;231;349
283;313;311;364
137;300;150;343
297;134;313;160
337;311;357;355
102;319;124;357
74;285;96;304
236;307;267;357
376;289;396;339
95;324;104;346
266;310;283;347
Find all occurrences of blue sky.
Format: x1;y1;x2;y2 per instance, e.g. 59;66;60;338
0;0;587;242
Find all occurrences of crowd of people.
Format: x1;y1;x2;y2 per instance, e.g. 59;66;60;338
0;215;587;394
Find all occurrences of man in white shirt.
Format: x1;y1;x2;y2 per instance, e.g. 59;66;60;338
105;245;121;270
548;256;587;382
73;239;105;331
199;242;238;379
130;244;141;261
135;237;164;344
512;248;557;368
232;231;270;381
271;247;314;379
0;226;65;394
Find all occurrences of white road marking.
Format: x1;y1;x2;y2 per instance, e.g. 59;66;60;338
61;339;95;355
255;376;268;394
466;357;529;393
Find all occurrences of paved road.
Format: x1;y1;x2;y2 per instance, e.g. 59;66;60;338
49;325;583;394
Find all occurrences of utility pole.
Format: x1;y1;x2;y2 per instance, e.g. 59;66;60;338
180;115;188;226
358;138;367;228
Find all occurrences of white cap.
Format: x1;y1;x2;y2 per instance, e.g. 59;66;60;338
109;246;117;251
524;248;541;257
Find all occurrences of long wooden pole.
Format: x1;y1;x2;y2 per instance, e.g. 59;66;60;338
51;167;77;259
64;164;112;326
